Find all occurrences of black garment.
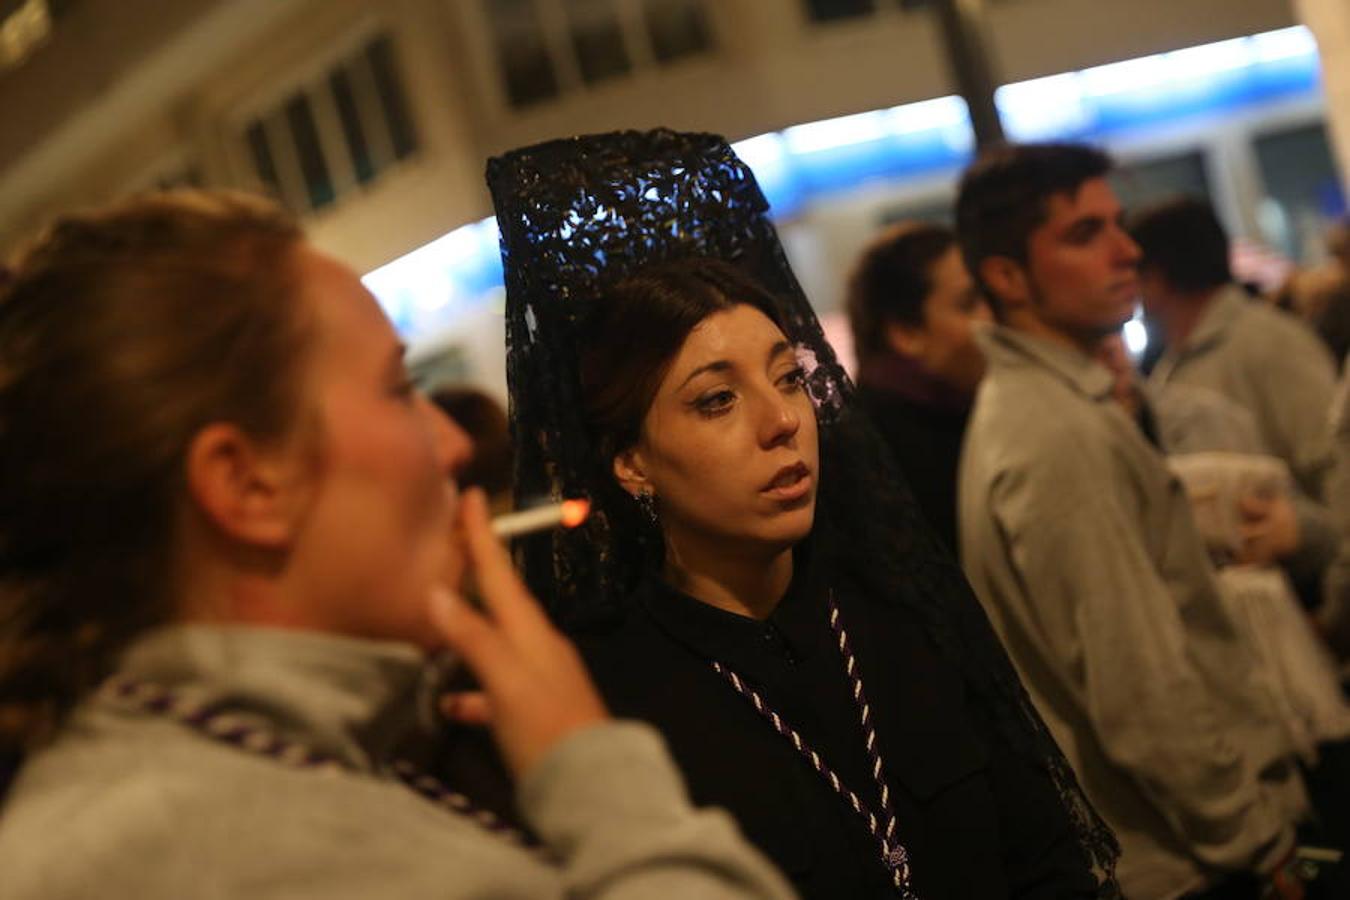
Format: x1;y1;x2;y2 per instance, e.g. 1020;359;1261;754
1301;737;1350;858
575;573;1098;900
0;750;19;800
857;384;969;556
1180;872;1261;899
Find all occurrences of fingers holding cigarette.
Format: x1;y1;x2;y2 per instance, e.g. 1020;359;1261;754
428;491;609;777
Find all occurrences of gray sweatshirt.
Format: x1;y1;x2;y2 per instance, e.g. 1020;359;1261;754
1149;284;1339;499
0;626;795;900
960;326;1304;899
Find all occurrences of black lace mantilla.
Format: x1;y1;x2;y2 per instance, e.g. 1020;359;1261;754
489;129;848;618
487;128;1120;894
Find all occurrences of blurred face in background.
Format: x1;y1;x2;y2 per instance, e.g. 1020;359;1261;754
985;178;1142;352
283;246;472;648
885;245;991;394
1136;264;1180;325
615;303;819;562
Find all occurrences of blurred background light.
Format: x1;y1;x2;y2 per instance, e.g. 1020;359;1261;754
784;110;890;155
363;25;1321;346
1123;312;1150;358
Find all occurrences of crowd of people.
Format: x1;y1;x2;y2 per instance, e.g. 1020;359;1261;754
0;129;1348;899
852;144;1350;897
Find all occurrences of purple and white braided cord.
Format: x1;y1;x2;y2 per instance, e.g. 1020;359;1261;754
101;678;537;850
710;593;918;898
830;602;906;869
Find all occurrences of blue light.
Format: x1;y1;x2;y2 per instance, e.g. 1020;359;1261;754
997;74;1092;142
730;132;800;215
784;110;891;155
997;25;1320;142
362;216;502;334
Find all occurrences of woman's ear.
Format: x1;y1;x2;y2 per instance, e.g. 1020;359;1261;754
185;423;309;548
612;446;651;498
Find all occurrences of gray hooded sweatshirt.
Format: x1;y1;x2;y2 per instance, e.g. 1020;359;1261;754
0;626;795;900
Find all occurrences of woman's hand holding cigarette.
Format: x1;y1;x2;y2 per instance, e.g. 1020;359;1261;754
427;489;610;779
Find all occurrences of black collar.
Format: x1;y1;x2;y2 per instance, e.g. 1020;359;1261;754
637;558;831;683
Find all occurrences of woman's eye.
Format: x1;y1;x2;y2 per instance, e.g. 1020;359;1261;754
694;389;736;416
779;366;807;390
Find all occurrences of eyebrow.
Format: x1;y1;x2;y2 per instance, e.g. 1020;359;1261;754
676;340;795;390
677;360;732;390
1063;209;1127;235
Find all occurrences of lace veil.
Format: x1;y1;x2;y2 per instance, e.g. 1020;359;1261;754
486;128;1119;893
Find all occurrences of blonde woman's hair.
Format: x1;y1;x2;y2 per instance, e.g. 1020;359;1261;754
0;190;308;751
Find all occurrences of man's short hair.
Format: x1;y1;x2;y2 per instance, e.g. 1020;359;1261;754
845;222;956;367
955;143;1113;317
1129;197;1232;293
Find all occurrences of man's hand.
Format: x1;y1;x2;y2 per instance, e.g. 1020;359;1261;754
1235;492;1300;566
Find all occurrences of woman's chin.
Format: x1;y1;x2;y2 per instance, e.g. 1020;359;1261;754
756;507;816;549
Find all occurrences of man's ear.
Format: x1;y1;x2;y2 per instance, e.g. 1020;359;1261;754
979;256;1031;312
884;320;927;359
612;446;651;498
185;423;308;548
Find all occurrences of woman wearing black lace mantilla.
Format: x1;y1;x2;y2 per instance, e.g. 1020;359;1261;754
487;130;1120;899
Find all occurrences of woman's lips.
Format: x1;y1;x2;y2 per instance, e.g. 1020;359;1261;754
761;463;812;501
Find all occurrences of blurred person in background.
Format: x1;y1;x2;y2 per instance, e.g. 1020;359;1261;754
0;190;795;900
1323;375;1350;661
1299;219;1350;370
956;143;1310;899
432;386;515;513
1095;332;1259;455
1134;198;1339;502
1134;199;1339;609
846;222;991;555
1098;332;1350;860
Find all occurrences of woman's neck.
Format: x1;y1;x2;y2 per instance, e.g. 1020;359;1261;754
662;532;793;621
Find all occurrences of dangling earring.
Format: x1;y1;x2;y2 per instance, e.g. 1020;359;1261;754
635;489;659;525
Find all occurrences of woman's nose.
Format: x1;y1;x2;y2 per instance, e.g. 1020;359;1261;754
758;390;801;449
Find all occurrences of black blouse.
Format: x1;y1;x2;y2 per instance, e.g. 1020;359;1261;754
572;574;1098;900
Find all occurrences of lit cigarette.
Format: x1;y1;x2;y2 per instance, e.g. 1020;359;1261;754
491;499;591;539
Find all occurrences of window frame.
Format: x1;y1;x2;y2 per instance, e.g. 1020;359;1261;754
221;19;421;216
474;0;716;110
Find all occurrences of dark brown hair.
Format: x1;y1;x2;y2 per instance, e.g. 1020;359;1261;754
432;387;513;498
846;222;957;367
579;256;785;465
0;190;308;751
1130;196;1232;293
